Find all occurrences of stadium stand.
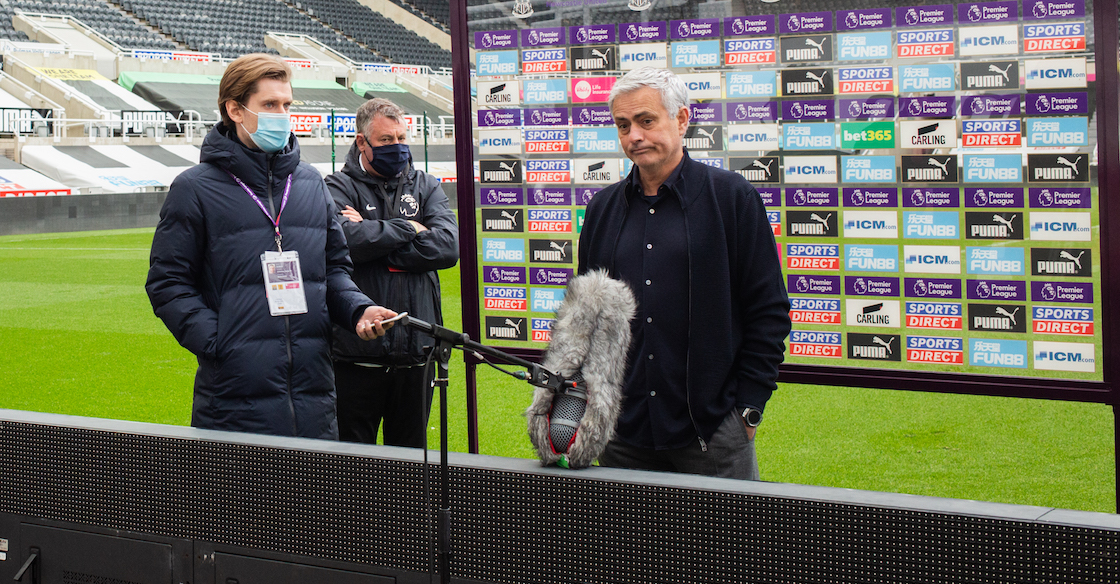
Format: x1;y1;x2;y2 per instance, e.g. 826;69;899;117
289;0;451;70
4;0;173;49
385;0;449;32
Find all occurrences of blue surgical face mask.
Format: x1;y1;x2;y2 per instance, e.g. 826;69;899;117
362;139;411;178
239;104;291;153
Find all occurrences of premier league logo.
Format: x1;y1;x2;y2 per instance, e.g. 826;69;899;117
512;0;533;19
910;189;925;206
677;22;691;37
976;280;992;299
399;193;419;217
787;15;802;32
531;110;544;124
854;278;868;294
481;33;493;48
486;191;501;204
967;5;983;22
536;269;550;284
1041;282;1056;300
907;99;923;117
528;30;539;45
489;267;501;282
905;8;919;25
534;189;547;204
1036;95;1051;113
970;99;985;115
973;189;988;206
626;24;639;41
793;189;808;205
914;279;928;297
484;111;496;126
845;12;859;29
796;276;810;293
732;19;746;35
848;101;863;118
579;109;592;124
790;102;804;119
850;189;865;206
576;28;589;43
1032;0;1048;18
1038;189;1054;207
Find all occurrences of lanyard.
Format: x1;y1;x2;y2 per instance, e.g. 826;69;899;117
228;171;292;251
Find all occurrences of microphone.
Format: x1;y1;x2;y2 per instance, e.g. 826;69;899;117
526;269;636;469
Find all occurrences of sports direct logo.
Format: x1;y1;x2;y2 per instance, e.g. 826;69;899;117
962;120;1021;147
838;67;893;94
724;38;776;65
484;286;527;311
523;129;569;154
531;318;554;343
905;302;963;330
525;159;571;183
527;209;572;233
521;48;568;73
1033;306;1093;335
1024;22;1086;52
789;298;842;325
787;244;840;270
896;29;953;58
789;330;842;358
907;336;964;364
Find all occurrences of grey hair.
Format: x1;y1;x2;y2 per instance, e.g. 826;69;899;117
356;97;406;136
607;67;689;117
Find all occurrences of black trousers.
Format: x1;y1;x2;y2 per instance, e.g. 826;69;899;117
333;360;434;447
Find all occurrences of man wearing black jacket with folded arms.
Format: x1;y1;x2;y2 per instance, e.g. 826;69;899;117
326;98;459;447
578;67;791;479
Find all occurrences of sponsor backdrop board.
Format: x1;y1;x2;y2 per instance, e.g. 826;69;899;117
466;0;1103;385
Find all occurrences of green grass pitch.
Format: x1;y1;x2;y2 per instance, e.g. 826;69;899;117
0;227;1113;512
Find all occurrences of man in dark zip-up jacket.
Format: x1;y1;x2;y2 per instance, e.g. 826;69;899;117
578;67;790;479
326;98;459;446
146;55;396;440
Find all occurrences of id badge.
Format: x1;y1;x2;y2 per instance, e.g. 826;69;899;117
261;251;308;316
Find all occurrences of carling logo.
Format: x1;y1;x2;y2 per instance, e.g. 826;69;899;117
900;120;957;149
787;243;840;270
790;298;842;325
1034;341;1095;373
906;335;964;363
845;245;899;272
905;302;963;330
848;333;902;361
1031;248;1091;277
1029;212;1091;241
788;330;842;357
845;300;900;328
1032;306;1093;336
966;246;1024;275
786;210;838;237
968;303;1026;333
969;338;1028;369
904;211;959;239
843;211;898;238
478;80;519;106
904;245;962;274
573;159;619;184
965;212;1023;240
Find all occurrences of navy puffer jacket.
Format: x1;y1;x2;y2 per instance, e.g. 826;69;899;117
146;123;372;439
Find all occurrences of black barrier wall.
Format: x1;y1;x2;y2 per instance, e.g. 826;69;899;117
1;411;1117;583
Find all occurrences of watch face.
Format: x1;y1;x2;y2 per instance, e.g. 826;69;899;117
743;408;763;426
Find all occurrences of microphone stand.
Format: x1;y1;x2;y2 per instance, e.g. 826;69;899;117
401;315;569;584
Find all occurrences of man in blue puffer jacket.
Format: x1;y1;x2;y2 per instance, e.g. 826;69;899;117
146;54;397;439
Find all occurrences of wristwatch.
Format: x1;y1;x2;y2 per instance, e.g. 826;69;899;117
740;407;763;427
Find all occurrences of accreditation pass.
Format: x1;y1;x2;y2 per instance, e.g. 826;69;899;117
261;250;308;316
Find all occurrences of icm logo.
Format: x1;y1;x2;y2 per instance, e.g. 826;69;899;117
970;339;1028;369
843;211;898;238
784;156;838;184
1025;57;1088;89
1029;212;1091;241
904;245;962;274
1034;341;1095;373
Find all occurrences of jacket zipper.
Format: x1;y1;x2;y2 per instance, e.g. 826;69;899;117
265;159;297;435
680;209;706;452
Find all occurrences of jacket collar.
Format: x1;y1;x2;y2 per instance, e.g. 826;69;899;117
200;122;302;191
623;148;696;208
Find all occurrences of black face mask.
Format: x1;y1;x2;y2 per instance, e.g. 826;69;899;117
362;139;411;178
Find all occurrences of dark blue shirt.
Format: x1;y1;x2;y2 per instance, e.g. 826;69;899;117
612;157;694;450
